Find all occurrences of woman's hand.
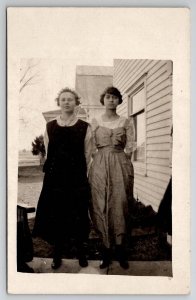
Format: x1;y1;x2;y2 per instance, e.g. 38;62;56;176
125;152;132;160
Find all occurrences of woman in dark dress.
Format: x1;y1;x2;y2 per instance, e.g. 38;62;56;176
32;87;92;269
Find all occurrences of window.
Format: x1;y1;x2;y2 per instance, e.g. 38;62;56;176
127;74;147;174
130;86;145;162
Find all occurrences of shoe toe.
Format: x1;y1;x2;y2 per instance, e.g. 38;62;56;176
51;259;62;269
99;260;110;269
79;257;88;268
120;261;129;269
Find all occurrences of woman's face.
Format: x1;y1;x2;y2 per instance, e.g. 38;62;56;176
103;93;119;109
59;92;77;113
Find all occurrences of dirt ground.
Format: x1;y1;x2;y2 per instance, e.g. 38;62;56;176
18;166;44;212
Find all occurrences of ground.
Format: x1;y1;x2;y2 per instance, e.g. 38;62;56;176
17;165;172;275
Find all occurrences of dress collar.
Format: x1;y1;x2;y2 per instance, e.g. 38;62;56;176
56;115;78;127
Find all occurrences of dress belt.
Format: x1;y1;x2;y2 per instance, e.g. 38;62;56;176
97;146;124;153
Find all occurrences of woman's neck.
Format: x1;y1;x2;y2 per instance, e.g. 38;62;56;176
103;109;118;120
60;111;75;121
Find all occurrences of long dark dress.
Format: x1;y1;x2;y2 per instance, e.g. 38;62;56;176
32;119;90;245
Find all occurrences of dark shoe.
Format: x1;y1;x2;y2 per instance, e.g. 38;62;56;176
77;242;88;268
115;245;129;270
99;247;111;269
79;255;88;268
51;258;62;269
119;260;129;270
100;259;111;269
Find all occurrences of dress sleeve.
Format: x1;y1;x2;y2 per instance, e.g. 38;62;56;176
84;124;95;174
90;118;99;156
124;117;137;154
44;127;49;158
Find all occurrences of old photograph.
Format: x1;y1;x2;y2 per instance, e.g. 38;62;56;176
7;8;190;294
17;58;173;277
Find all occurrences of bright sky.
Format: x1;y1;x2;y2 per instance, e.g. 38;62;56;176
19;58;113;150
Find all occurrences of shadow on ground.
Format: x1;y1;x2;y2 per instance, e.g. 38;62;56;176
29;216;172;261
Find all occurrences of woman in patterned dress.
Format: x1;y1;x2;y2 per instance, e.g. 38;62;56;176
33;88;92;270
89;86;135;269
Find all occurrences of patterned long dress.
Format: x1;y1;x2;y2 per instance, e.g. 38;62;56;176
89;116;135;248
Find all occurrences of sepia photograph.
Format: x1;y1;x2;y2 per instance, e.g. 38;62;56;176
17;58;173;276
7;7;190;294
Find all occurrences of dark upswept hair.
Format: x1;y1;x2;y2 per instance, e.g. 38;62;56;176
100;86;123;105
55;87;81;106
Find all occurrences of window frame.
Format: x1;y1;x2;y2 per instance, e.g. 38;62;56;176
126;73;148;176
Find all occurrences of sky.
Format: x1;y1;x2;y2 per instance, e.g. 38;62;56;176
19;58;113;150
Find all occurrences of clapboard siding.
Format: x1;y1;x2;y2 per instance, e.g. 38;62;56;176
147;143;170;151
133;190;159;208
120;60;152;91
147;164;171;175
147;78;171;98
114;59;172;211
147;63;168;84
117;99;128;116
147;119;171;131
147;86;172;104
147;71;170;91
147;127;171;138
114;60;138;84
114;60;140;89
135;177;165;194
146;157;170;166
136;173;169;188
147;170;170;182
146;102;171;119
118;60;156;93
147;135;171;144
147;150;170;159
146;95;171;112
146;60;167;77
134;186;164;205
134;181;163;198
147;110;171;125
134;183;164;204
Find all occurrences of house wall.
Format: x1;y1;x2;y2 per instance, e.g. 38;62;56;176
75;66;113;121
113;59;173;211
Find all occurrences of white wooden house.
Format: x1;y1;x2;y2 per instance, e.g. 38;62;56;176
113;59;173;211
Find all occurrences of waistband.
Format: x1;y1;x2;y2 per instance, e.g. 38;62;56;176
97;146;124;153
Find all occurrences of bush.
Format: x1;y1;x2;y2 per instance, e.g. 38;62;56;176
31;135;46;158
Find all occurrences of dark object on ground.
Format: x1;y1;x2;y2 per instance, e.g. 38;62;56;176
157;178;172;235
17;205;35;272
129;199;157;228
17;262;34;273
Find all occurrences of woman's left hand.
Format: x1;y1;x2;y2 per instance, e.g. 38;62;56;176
125;152;132;160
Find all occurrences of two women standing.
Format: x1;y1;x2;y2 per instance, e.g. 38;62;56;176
33;86;135;270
